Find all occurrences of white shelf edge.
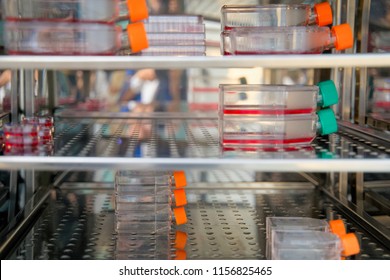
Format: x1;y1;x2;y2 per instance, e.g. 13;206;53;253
0;53;389;70
0;157;389;172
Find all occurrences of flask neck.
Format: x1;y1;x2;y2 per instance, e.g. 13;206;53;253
118;0;130;19
119;30;130;50
308;8;317;25
316;119;322;135
316;93;323;106
325;30;337;50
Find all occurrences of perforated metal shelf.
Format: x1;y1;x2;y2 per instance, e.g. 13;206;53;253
1;116;389;172
0;118;390;172
5;176;390;260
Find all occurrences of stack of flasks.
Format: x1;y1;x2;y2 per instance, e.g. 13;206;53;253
371;77;390;116
219;80;340;150
1;0;150;55
141;15;206;56
369;32;390;117
117;13;207;56
218;2;350;151
2;116;54;155
220;2;353;55
114;170;188;260
2;0;207;56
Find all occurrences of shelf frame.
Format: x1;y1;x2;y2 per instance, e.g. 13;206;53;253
0;156;389;172
0;117;388;172
1;53;390;70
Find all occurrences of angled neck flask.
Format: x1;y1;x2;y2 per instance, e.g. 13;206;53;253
221;2;333;30
223;23;353;55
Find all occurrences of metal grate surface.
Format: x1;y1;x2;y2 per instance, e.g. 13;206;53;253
53;118;390;160
7;176;390;260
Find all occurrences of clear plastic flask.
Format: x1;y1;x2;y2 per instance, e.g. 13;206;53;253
115;230;187;260
116;184;187;208
220;108;338;148
144;22;205;34
115;231;186;261
2;0;118;22
115;170;187;191
138;45;206;56
372;77;390;114
115;233;171;260
271;231;360;260
115;206;187;233
2;0;149;22
4;20;148;55
221;2;333;30
144;15;204;24
143;15;205;36
146;32;205;46
222;24;353;55
220;81;338;115
266;217;347;239
266;217;347;259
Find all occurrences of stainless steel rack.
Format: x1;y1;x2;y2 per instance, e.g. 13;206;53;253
4;177;390;260
1;0;389;260
1;115;389;260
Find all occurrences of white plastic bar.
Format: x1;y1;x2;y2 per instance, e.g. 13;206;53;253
0;54;389;70
0;157;389;172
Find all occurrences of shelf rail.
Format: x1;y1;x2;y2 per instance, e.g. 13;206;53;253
0;53;390;70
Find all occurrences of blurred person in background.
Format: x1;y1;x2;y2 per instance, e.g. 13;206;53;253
119;0;187;113
0;70;11;89
0;70;11;111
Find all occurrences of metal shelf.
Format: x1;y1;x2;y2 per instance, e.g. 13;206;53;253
0;53;390;70
0;116;389;172
4;178;390;260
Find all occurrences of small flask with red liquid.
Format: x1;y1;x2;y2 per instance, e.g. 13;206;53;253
220;81;338;116
372;77;390;115
220;108;338;148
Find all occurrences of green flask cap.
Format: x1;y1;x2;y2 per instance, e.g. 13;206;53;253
317;108;338;135
317;80;339;107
